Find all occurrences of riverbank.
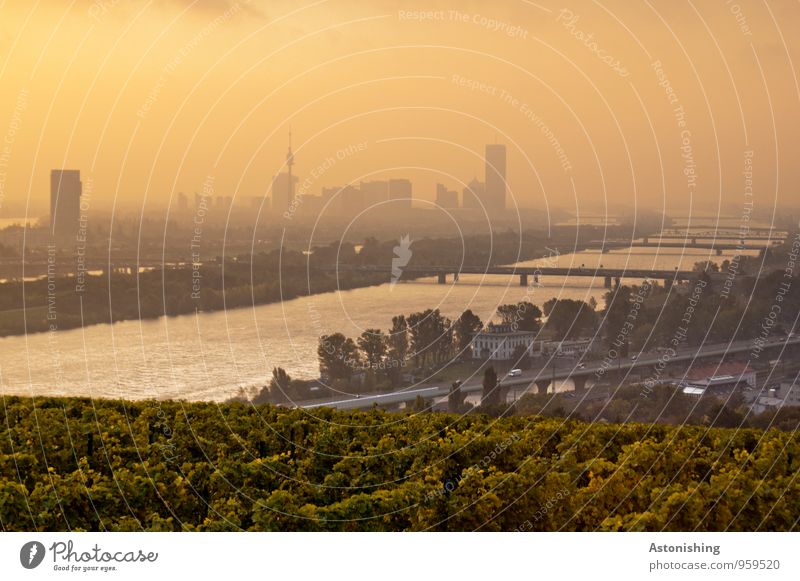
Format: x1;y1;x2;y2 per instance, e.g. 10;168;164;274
0;243;763;402
0;234;589;338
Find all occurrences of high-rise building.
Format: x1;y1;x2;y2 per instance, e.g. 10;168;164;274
249;196;268;209
435;183;459;209
340;184;363;215
484;143;506;211
321;185;363;216
50;169;81;240
462;178;485;210
388;178;412;208
359;180;389;206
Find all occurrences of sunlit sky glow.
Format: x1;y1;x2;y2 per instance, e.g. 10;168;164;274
0;0;798;218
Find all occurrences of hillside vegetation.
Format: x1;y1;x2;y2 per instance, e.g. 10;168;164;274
0;397;797;531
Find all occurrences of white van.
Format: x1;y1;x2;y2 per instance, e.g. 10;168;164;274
508;369;522;377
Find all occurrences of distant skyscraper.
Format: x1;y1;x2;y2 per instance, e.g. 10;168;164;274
177;192;188;209
359;180;389;206
462;178;485;210
435;183;459;209
321;184;362;215
249;196;267;209
50;169;81;240
340;184;363;215
388;178;412;208
484;143;506;211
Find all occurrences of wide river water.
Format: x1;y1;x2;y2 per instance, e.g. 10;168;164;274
0;245;760;401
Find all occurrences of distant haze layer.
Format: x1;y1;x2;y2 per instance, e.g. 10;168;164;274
0;0;797;219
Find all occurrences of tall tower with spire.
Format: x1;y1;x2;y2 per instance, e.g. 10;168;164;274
272;129;298;214
286;129;294;206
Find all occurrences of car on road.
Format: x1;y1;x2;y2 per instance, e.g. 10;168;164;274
508;369;522;377
630;354;638;361
577;363;585;369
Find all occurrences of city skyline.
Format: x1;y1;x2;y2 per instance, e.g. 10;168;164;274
0;0;798;548
1;2;799;218
271;139;508;217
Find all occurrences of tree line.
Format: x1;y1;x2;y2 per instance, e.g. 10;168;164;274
256;296;600;404
0;228;588;338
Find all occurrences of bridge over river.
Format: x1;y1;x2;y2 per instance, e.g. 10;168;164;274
584;240;778;254
330;264;718;288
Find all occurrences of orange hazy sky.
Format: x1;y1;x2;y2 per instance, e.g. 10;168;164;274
0;0;798;219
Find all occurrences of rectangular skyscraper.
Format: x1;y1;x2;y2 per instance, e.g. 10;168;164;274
388;178;412;208
359;180;390;206
462;178;484;210
484;144;506;211
435;183;459;209
50;169;82;240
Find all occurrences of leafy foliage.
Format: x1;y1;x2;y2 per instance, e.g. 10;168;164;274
1;396;797;531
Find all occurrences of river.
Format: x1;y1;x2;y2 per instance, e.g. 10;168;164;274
0;245;760;402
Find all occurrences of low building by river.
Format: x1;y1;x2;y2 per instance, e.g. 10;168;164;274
472;324;537;361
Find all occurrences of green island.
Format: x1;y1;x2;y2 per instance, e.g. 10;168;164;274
0;229;589;337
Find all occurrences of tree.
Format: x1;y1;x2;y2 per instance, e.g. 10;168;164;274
435;322;454;365
543;299;596;340
385;315;410;386
318;333;360;381
511;344;531;369
358;329;387;370
693;260;719;273
388;315;409;363
407;309;451;367
269;367;293;403
448;380;466;413
410;395;427;413
453;309;483;356
358;329;387;390
629;322;654;351
481;366;499;405
497;302;542;332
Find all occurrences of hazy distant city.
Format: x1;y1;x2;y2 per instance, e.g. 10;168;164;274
1;0;799;543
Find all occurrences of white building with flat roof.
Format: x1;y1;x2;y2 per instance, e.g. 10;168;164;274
680;361;757;398
472;323;536;361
